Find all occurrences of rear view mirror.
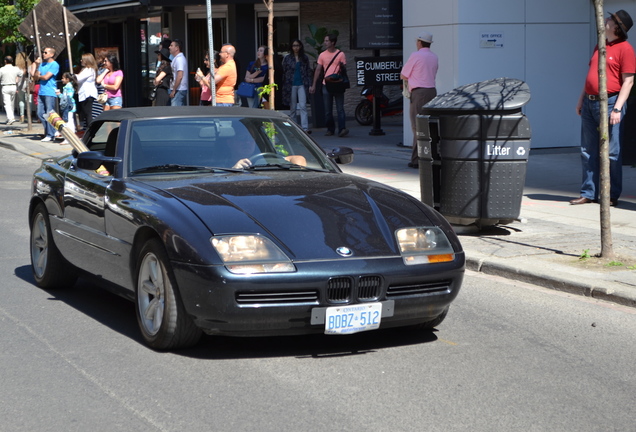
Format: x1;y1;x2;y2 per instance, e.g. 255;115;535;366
327;147;354;165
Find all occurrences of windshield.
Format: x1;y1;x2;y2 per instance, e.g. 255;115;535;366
126;117;336;175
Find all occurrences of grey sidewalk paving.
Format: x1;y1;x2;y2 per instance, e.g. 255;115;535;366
2;111;635;308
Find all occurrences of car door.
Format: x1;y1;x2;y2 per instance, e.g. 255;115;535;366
56;122;128;284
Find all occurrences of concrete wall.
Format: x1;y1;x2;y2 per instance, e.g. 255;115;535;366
402;0;636;150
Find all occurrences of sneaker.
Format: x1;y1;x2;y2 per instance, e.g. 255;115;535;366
60;140;69;145
325;131;334;136
7;119;15;125
304;129;312;135
338;128;349;137
41;136;53;142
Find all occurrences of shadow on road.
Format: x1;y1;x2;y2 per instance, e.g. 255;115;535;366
15;264;440;359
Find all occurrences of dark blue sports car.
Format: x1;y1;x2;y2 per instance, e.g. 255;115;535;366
29;107;464;350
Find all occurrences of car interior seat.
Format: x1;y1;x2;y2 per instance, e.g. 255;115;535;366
104;127;120;157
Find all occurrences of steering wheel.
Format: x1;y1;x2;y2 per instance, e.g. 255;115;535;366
248;152;286;165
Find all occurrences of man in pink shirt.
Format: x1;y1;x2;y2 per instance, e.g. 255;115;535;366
401;32;439;168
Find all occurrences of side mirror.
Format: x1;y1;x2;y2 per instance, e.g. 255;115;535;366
76;151;122;170
327;147;354;165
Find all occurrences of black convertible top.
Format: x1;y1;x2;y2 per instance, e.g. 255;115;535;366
94;106;290;122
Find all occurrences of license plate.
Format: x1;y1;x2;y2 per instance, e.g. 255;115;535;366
324;303;382;335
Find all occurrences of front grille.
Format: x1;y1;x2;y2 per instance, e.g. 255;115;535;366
236;290;319;306
358;276;382;301
386;280;451;298
327;277;352;303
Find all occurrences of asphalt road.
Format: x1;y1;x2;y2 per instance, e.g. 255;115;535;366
2;149;635;432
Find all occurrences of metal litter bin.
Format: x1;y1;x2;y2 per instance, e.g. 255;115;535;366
417;77;531;227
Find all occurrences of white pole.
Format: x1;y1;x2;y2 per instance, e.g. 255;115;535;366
206;0;216;105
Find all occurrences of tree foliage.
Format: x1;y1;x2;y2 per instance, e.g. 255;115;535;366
0;0;38;45
305;24;339;59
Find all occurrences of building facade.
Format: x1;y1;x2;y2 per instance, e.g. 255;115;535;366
402;0;636;154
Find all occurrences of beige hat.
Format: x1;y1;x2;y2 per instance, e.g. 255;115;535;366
417;32;433;43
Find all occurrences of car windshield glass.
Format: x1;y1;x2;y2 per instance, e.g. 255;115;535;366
126;117;336;175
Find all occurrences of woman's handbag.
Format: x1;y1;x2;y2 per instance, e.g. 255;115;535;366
237;82;257;98
96;93;108;104
149;86;158;101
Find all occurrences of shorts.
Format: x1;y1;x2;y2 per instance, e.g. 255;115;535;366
106;96;122;107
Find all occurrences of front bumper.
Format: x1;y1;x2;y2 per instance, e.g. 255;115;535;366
172;253;465;336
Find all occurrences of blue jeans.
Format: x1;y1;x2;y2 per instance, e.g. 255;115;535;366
579;95;623;200
170;90;187;106
38;95;57;138
290;85;309;130
246;96;261;108
322;87;346;133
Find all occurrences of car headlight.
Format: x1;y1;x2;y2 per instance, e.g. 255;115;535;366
396;227;455;265
210;235;296;274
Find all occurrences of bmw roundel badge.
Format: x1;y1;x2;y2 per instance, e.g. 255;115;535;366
336;247;353;257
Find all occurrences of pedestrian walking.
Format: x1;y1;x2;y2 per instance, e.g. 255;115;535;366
214;44;237;107
169;39;188;106
153;48;173;106
309;34;349;137
96;54;123;110
33;47;60;141
0;56;24;125
76;53;98;130
56;72;78;144
244;45;269;108
282;39;312;133
194;51;212;106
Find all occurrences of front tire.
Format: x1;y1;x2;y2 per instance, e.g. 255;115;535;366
135;238;202;350
355;100;373;126
30;203;78;289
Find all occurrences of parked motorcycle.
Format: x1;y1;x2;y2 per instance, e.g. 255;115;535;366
354;86;404;126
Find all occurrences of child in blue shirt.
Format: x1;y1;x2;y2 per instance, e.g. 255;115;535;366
56;72;78;143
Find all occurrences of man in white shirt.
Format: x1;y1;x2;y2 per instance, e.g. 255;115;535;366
0;56;23;125
169;39;188;106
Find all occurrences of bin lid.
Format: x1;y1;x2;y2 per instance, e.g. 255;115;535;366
421;77;530;114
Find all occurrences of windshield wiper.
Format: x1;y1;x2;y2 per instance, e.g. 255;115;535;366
130;164;243;175
248;163;330;172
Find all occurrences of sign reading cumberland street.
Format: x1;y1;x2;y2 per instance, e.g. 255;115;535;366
355;56;403;86
353;0;402;49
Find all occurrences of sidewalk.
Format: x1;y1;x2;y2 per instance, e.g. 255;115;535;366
2;112;635;308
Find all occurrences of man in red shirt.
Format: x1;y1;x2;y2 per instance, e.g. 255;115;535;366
571;10;634;206
401;32;439;168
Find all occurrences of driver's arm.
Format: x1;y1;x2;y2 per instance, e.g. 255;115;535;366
285;155;307;166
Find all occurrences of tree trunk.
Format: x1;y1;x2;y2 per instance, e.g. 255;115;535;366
265;0;275;110
594;0;614;258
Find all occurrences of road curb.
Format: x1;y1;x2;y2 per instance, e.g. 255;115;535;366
466;255;636;308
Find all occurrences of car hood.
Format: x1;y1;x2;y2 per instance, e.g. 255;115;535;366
141;172;435;261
